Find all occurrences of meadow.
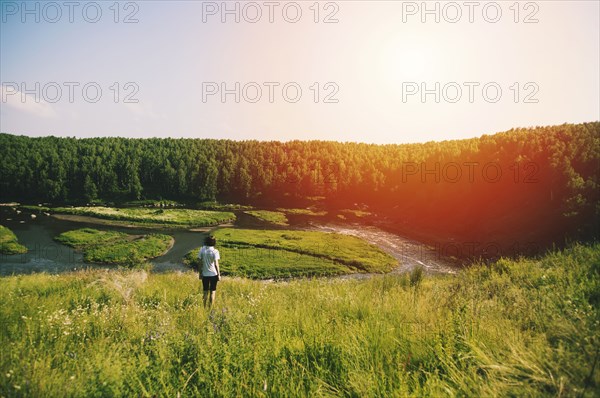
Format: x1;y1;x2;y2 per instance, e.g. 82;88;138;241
54;228;128;249
84;234;173;266
184;228;398;278
0;225;27;255
55;228;173;267
38;207;235;228
276;208;328;217
0;244;598;397
122;200;183;208
244;210;289;226
185;245;351;279
197;202;254;211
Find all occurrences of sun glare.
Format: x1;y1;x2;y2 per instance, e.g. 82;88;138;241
378;37;437;84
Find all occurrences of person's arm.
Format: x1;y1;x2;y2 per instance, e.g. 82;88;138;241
215;249;221;280
198;247;204;275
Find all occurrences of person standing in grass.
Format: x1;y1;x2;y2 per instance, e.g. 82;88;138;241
199;235;221;308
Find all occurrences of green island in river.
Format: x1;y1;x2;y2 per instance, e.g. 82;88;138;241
55;228;173;267
0;225;28;254
23;206;235;229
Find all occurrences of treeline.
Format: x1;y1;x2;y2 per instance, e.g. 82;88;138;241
1;122;598;252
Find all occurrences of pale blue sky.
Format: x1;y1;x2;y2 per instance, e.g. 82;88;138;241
1;0;599;143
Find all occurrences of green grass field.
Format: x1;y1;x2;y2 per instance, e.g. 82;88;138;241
244;210;289;226
0;225;27;254
213;228;398;273
55;228;173;267
1;244;598;397
185;228;397;278
122;200;183;207
185;245;350;278
276;208;328;216
48;206;235;228
84;234;173;265
197;202;254;211
54;228;128;249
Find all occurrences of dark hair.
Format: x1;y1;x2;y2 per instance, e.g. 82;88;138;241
204;235;216;246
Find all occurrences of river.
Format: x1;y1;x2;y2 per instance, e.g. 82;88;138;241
307;223;459;276
0;207;460;276
0;207;208;276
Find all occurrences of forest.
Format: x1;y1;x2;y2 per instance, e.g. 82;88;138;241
1;122;598;257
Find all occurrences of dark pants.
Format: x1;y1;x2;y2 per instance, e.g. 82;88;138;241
202;276;219;292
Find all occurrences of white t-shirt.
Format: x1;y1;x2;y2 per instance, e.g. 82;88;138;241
199;246;220;277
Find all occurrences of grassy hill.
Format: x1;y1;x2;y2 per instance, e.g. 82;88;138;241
1;244;598;396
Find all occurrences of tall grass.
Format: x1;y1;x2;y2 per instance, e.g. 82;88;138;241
1;244;598;397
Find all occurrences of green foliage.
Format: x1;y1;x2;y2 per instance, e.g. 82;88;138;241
410;265;424;287
122;199;183;207
0;225;27;254
244;210;289;225
83;175;98;202
1;244;599;397
49;206;235;228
